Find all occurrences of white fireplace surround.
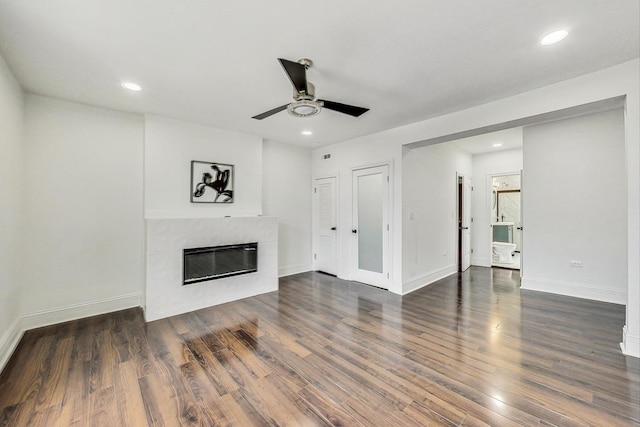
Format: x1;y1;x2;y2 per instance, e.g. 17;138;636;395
145;216;278;322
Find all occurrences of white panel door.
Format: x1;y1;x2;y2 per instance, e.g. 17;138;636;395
461;175;472;271
352;165;389;289
313;177;337;275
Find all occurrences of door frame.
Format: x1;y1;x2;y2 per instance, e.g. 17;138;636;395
487;171;523;274
350;161;392;289
456;173;472;272
519;169;524;279
312;174;339;275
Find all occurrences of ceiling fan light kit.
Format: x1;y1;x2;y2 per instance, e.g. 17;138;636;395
287;100;324;117
252;57;369;120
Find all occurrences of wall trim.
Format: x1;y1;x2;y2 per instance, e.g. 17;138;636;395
21;292;143;331
471;256;492;268
279;264;311;278
520;276;626;305
621;325;640;358
2;293;143;374
0;316;24;374
402;264;457;295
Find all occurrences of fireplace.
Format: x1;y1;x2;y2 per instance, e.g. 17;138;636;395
146;216;277;322
183;242;258;285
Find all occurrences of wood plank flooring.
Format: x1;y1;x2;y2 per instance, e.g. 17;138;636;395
0;267;638;426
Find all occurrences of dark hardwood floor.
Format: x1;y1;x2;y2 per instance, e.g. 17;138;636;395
1;267;638;426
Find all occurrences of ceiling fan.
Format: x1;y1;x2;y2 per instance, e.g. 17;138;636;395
252;58;369;120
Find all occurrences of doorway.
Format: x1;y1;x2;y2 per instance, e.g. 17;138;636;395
457;174;472;272
313;177;337;275
490;173;522;271
351;165;390;289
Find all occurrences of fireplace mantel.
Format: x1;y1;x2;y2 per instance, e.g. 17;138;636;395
145;216;278;321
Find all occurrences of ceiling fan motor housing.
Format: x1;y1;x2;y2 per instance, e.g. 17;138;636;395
294;81;315;101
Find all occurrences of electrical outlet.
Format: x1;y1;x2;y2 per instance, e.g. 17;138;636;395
408;211;414;220
570;260;583;268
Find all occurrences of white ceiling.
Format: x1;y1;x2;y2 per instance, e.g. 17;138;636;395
0;1;637;147
450;127;522;155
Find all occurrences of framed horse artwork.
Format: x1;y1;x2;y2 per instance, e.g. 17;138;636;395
190;161;234;203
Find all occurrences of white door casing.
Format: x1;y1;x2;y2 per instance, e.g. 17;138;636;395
352;165;390;289
460;175;472;272
313;177;338;275
519;169;524;278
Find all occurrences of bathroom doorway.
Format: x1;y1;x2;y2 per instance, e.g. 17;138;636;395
490;173;522;270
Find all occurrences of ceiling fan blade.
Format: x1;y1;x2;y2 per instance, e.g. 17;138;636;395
278;58;307;94
318;100;369;117
252;104;288;120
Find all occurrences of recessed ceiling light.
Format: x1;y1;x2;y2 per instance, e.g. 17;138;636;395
492;143;503;147
121;81;142;91
540;30;568;46
301;130;313;136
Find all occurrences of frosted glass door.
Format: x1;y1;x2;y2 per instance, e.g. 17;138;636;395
357;173;383;272
352;165;389;288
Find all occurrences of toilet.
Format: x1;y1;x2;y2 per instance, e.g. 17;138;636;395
492;241;516;264
492;222;516;264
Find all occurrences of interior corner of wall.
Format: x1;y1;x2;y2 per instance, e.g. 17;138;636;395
0;315;24;374
621;325;640;358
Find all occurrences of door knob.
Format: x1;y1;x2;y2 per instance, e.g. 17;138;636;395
352;229;358;234
517;227;523;230
330;227;336;230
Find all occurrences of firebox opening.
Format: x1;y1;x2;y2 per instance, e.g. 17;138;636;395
183;242;258;285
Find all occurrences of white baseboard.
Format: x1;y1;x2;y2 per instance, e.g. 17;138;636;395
1;293;143;375
402;264;457;295
0;316;24;374
621;325;640;358
21;292;143;331
278;263;311;278
520;276;626;305
471;256;491;267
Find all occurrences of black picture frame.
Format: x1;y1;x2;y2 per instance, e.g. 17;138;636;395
190;161;234;203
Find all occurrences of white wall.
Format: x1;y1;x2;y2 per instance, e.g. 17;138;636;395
312;137;402;293
21;95;144;324
143;118;311;315
144;115;263;218
402;143;472;292
522;109;627;304
262;141;312;276
471;147;523;266
312;59;639;357
0;54;25;370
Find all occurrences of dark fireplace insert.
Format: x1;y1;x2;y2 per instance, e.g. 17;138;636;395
183;242;258;285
